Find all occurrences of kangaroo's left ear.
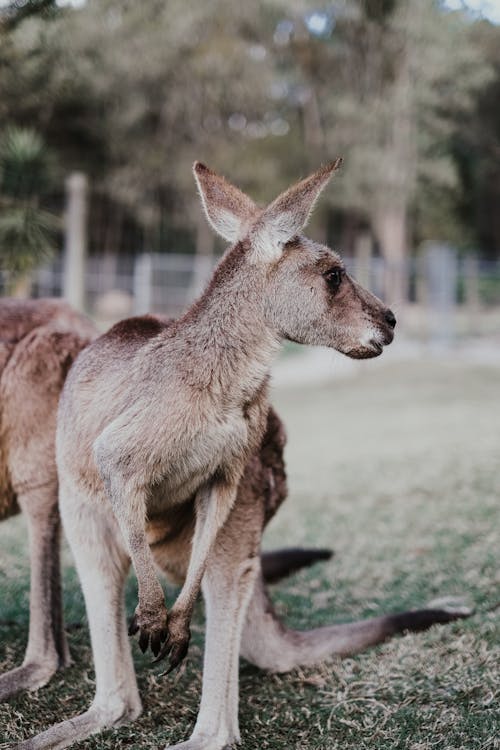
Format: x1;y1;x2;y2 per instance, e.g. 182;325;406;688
251;158;343;262
193;162;258;243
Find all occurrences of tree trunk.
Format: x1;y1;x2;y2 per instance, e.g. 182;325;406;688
373;205;408;306
63;172;88;312
370;0;420;310
11;273;33;298
190;206;215;301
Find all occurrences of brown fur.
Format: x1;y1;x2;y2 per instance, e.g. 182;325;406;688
26;162;398;748
0;300;322;704
105;314;168;342
0;299;96;700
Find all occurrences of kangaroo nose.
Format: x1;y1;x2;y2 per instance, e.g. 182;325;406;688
385;309;396;328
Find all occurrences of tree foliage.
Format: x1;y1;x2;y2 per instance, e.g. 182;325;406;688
0;0;499;266
0;127;58;274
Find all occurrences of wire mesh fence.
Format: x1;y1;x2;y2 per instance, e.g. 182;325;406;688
1;248;500;343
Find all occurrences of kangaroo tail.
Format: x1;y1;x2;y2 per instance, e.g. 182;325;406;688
261;547;333;583
240;575;473;673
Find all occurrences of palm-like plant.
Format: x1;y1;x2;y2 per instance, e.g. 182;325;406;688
0;127;58;276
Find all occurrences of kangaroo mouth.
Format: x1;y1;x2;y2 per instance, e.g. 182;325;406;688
381;327;395;346
346;342;383;360
345;329;393;360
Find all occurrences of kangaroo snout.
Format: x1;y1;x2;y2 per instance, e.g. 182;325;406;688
338;280;396;358
385;309;397;329
368;308;396;354
379;307;396;346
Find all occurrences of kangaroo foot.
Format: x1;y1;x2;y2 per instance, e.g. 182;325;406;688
15;698;142;750
0;658;64;702
165;731;238;750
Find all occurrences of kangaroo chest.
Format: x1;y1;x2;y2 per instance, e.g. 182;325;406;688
148;390;269;511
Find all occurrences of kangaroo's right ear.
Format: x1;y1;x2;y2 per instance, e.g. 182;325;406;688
193;162;258;243
251;158;343;262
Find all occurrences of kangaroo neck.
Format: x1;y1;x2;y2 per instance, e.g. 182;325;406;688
176;243;281;396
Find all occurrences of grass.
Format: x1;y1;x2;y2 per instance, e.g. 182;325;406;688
1;359;499;749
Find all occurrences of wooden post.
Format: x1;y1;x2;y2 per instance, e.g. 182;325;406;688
189;208;215;301
133;253;153;315
415;249;429;342
353;232;372;289
463;254;480;335
424;242;458;350
63;172;88;311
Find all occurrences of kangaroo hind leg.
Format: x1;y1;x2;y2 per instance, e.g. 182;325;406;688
0;485;69;701
164;500;261;750
15;492;141;750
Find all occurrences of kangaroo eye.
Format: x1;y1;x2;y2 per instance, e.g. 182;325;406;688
324;268;344;292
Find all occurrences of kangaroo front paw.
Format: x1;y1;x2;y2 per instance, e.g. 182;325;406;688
128;600;169;657
153;610;191;672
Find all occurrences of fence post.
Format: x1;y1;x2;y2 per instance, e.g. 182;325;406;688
63;172;88;311
353;232;372;289
133;253;153;314
423;242;458;350
189;210;215;301
463;254;480;335
414;250;429;342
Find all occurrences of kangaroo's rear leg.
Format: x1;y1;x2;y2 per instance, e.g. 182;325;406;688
164;508;261;749
240;576;472;672
0;486;70;701
15;492;141;750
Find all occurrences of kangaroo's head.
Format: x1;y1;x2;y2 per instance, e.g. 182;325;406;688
193;159;395;359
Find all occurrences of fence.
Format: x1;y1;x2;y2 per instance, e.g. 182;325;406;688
2;247;489;343
29;252;217;319
3;171;499;345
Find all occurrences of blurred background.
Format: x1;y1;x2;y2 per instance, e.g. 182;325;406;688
0;0;500;349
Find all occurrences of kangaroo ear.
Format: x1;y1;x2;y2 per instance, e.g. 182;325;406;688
193;162;258;243
252;158;343;261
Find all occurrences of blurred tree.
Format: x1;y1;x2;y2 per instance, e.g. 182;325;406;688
271;0;491;300
0;1;110;177
0;0;58;31
452;18;500;259
40;0;297;258
0;0;497;282
0;126;58;279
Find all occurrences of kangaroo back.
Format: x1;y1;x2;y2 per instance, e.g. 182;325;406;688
0;299;96;521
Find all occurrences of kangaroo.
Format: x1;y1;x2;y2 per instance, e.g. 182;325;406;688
0;298;96;700
0;298;329;700
54;159;397;674
12;161;469;750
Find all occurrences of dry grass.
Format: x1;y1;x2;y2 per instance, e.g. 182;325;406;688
1;359;499;749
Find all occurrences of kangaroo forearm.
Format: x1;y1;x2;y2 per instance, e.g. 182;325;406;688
174;483;237;613
105;483;167;657
132;544;165;609
108;492;162;607
153;482;238;666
